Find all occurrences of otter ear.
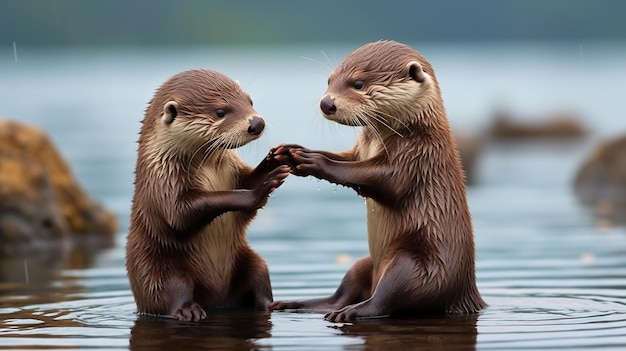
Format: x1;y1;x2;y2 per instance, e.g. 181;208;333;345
162;101;178;124
406;61;427;83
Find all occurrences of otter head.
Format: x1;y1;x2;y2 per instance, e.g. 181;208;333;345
320;40;441;131
143;69;264;161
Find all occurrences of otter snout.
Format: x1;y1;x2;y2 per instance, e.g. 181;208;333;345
248;116;265;135
320;95;337;115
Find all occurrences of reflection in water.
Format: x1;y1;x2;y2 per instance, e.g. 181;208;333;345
0;234;114;307
0;235;114;295
335;315;478;351
129;311;272;351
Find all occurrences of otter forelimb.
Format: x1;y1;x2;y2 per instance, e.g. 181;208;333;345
167;165;289;237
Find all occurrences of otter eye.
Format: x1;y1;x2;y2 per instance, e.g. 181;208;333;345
216;109;226;118
327;78;330;85
353;80;364;90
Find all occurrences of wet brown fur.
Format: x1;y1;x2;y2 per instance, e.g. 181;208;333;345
126;69;289;321
269;41;486;321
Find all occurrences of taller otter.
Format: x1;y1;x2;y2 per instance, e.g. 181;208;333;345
126;69;290;321
270;41;486;321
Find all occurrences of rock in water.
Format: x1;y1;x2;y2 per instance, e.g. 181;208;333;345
0;119;117;253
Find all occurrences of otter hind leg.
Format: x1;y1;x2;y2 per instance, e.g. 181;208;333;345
249;259;273;311
173;301;207;321
229;249;274;311
269;256;373;313
325;254;435;322
166;276;207;322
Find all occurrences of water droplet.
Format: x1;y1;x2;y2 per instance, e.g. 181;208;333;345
13;42;18;63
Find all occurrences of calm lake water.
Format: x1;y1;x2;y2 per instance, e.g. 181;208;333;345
1;42;626;350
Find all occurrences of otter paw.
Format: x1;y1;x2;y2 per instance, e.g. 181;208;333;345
264;166;290;190
268;301;304;311
174;302;207;322
324;306;357;322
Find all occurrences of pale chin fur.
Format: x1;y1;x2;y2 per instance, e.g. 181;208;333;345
322;112;365;127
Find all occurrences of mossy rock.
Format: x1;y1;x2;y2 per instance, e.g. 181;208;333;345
0;119;117;252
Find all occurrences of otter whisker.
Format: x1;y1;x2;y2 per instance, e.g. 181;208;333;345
351;109;367;128
205;141;222;158
217;135;239;164
223;137;235;153
205;134;227;155
354;110;376;137
375;110;411;131
358;112;391;159
300;55;332;72
367;112;404;138
246;134;265;160
205;140;221;156
195;139;223;176
215;147;227;166
350;115;359;127
320;50;332;66
188;137;217;171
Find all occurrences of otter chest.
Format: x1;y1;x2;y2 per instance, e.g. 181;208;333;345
365;197;394;269
355;134;383;161
355;134;392;267
195;162;238;192
190;161;245;295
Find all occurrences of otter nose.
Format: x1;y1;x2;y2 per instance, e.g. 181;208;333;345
248;116;265;135
320;95;337;115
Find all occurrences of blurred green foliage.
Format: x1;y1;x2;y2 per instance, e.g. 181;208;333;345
1;0;625;47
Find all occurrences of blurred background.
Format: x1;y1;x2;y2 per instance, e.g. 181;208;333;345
1;1;626;350
3;0;626;45
2;0;625;224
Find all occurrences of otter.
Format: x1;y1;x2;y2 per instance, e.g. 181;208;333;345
269;41;486;322
126;69;290;321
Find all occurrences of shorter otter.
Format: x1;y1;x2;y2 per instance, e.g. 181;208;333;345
126;69;290;321
270;41;486;321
